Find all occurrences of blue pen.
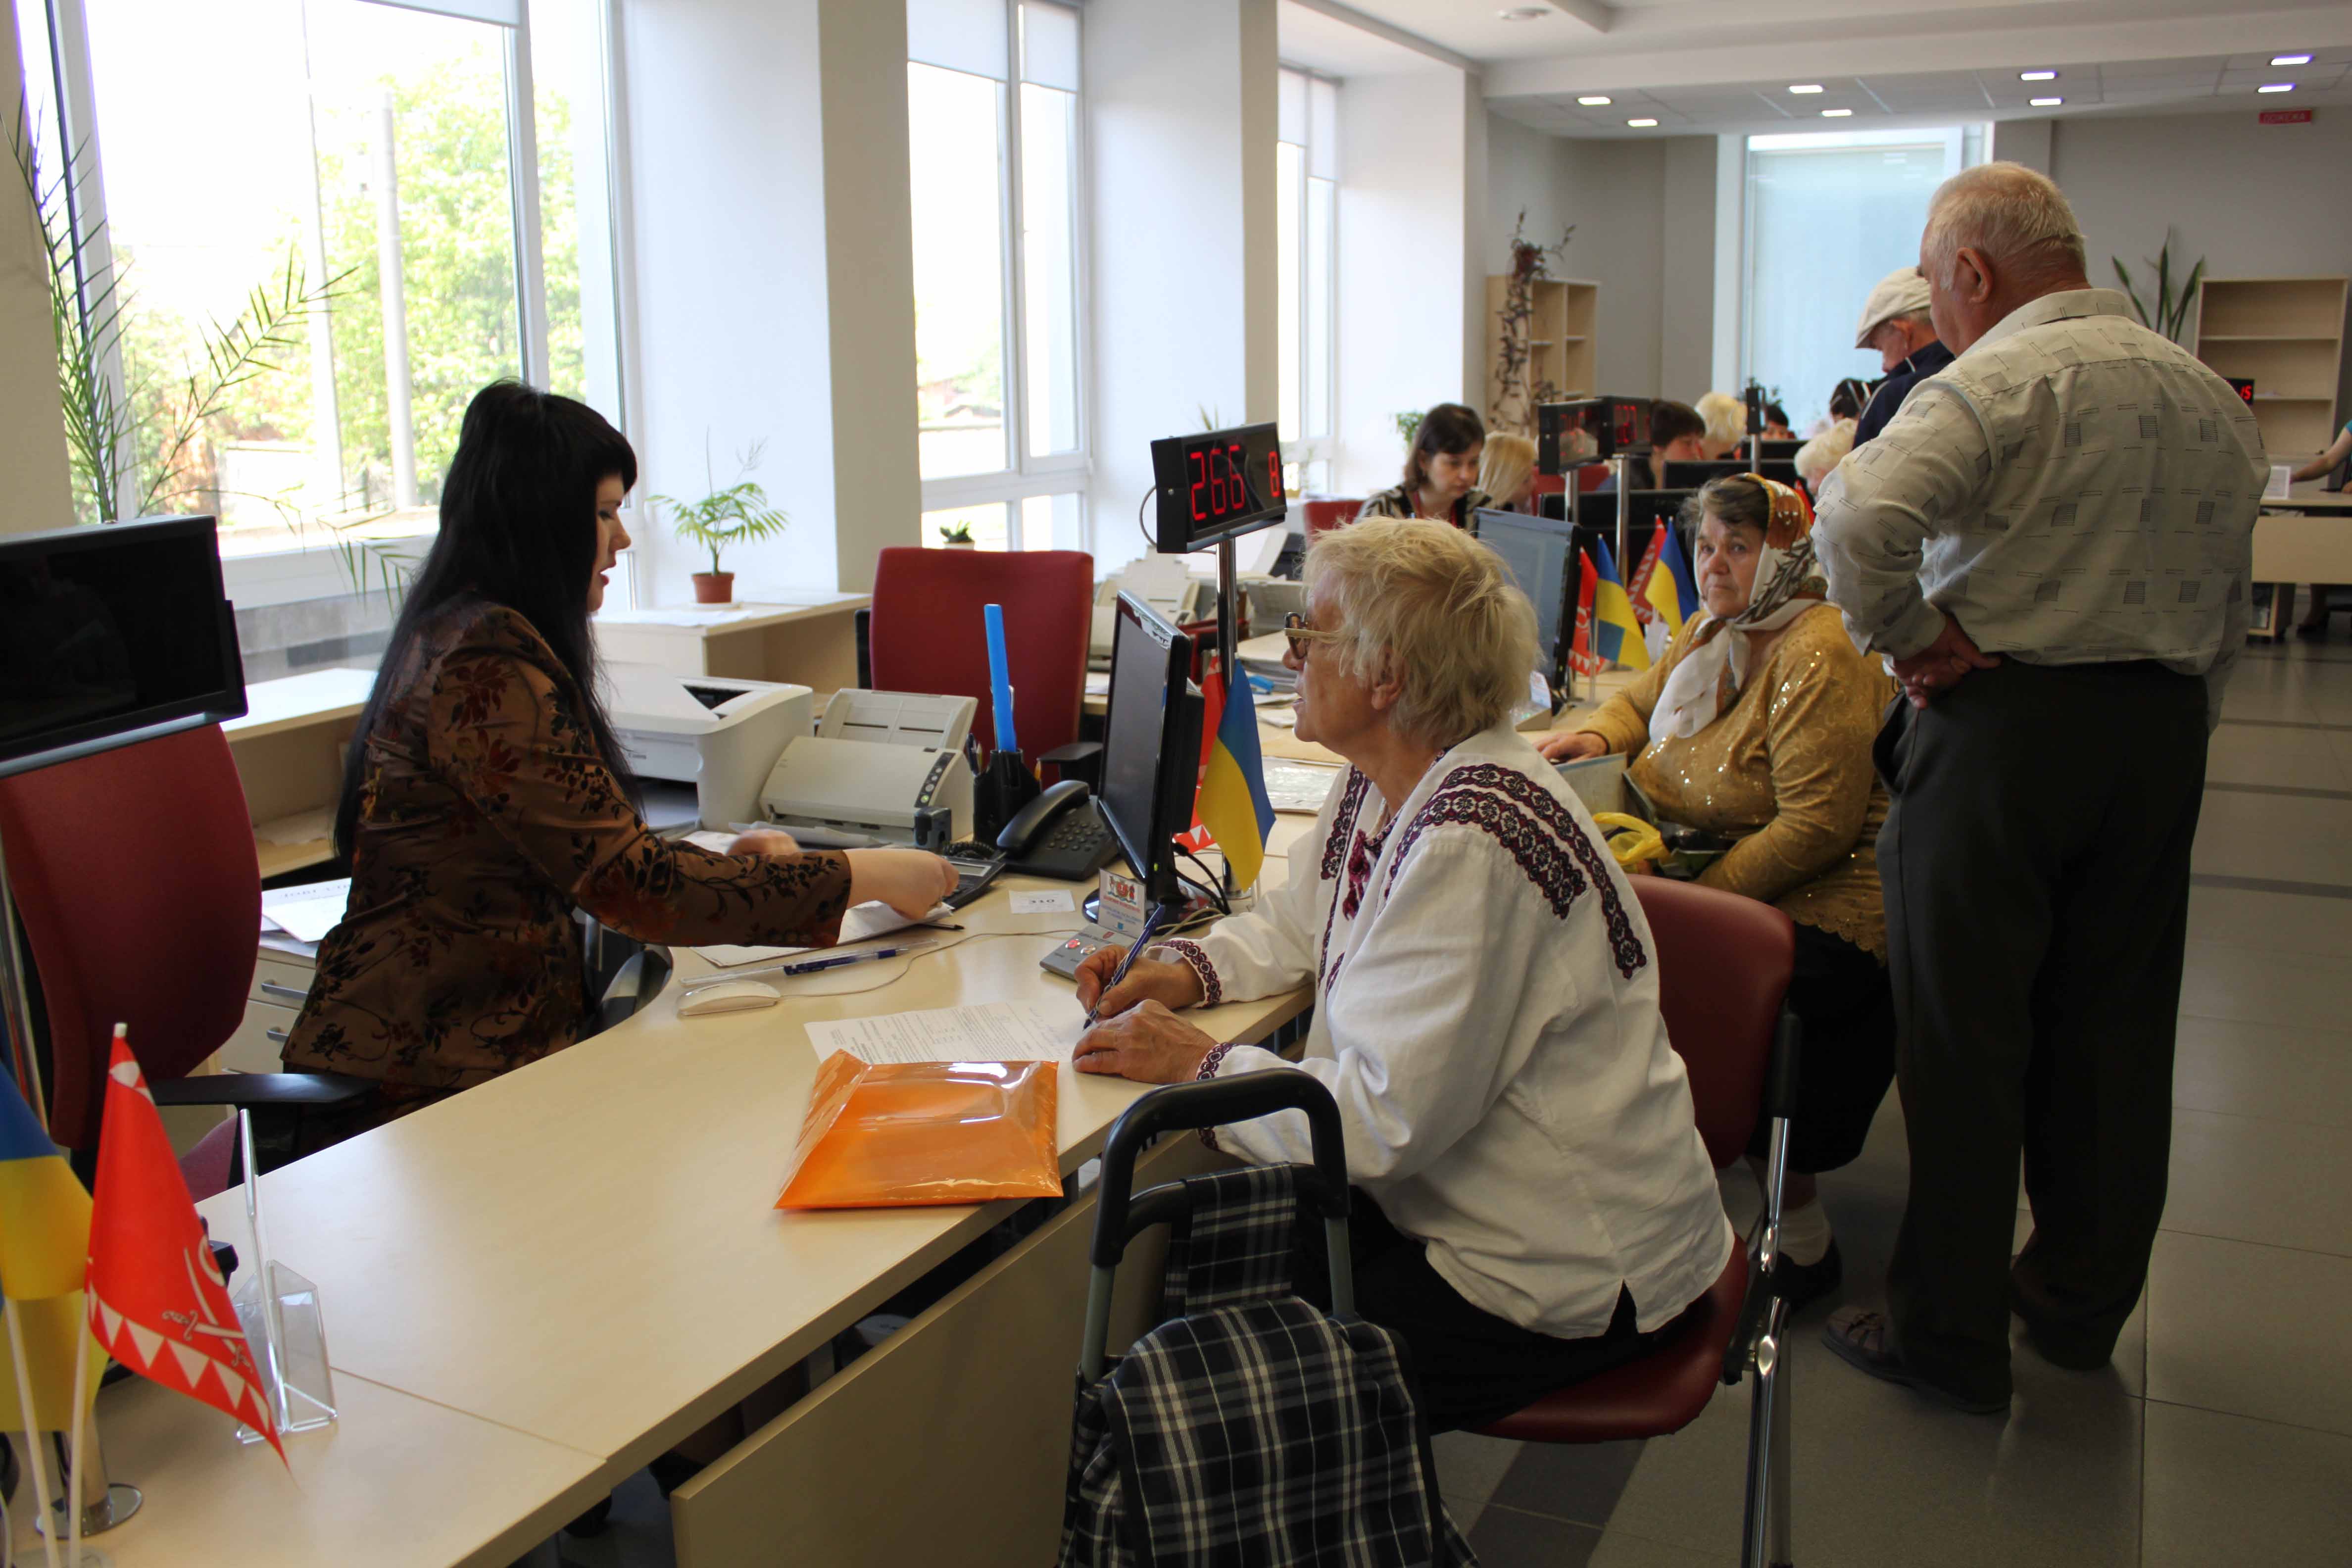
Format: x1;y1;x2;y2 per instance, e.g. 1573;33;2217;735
776;942;937;976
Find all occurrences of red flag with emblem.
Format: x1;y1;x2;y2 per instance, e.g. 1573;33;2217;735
83;1029;284;1462
1567;552;1603;678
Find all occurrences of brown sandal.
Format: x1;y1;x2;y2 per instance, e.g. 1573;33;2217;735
1820;1306;2010;1415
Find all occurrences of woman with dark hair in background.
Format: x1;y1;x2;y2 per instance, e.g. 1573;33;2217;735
1358;402;1492;526
282;382;955;1141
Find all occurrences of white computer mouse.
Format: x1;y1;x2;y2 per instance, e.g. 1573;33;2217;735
677;979;782;1017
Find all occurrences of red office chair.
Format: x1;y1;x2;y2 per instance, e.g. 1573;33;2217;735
1299;497;1361;539
1576;464;1612;494
1476;877;1801;1568
0;725;371;1174
866;547;1095;771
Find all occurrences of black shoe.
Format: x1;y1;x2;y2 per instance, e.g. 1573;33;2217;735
1772;1237;1844;1313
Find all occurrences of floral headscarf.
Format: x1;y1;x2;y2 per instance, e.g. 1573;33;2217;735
1651;477;1825;740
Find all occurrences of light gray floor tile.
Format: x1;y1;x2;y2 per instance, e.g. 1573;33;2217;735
2141;1403;2352;1568
2172;1015;2352;1129
2185;883;2352;955
1432;1428;1525;1534
2146;1232;2352;1436
2164;1109;2352;1257
1587;1528;1737;1568
2189;791;2352;885
1603;1329;2142;1567
1466;1505;1603;1567
2204;724;2352;790
2178;941;2352;1032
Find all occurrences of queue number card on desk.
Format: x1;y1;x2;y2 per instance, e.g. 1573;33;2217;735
806;1001;1078;1066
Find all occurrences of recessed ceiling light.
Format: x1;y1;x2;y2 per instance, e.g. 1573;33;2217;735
2271;54;2312;66
1626;117;1658;127
1497;6;1550;19
2030;97;2063;106
1789;84;1824;94
1820;108;1854;117
1577;95;1613;105
2020;70;2058;82
2259;82;2296;93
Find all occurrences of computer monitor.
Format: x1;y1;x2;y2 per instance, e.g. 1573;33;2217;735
1757;438;1805;461
0;514;246;780
1472;508;1580;697
1098;591;1205;909
1662;459;1802;491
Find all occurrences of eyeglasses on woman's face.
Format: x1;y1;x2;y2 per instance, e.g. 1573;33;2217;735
1282;611;1341;660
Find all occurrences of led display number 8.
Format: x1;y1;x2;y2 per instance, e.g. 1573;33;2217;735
1188;443;1287;523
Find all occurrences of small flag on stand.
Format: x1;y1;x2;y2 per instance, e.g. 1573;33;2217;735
1630;528;1697;662
1567;552;1602;679
83;1029;284;1463
1187;665;1277;891
1590;540;1652;672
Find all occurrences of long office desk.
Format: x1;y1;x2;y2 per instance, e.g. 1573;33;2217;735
60;814;1318;1567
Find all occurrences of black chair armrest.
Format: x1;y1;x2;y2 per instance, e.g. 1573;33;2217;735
151;1072;377;1109
1763;1008;1802;1124
596;945;674;1034
854;606;873;688
1040;739;1102;790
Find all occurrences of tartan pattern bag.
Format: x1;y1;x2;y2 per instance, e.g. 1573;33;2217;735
1059;1166;1476;1568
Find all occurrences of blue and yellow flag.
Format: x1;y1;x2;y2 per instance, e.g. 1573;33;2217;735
1590;539;1652;672
1194;670;1278;890
0;1068;91;1302
1653;524;1700;629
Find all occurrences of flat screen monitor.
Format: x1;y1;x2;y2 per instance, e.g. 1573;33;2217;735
1757;438;1805;461
1472;508;1578;697
1099;591;1205;909
1662;459;1802;491
1150;422;1287;554
0;515;246;780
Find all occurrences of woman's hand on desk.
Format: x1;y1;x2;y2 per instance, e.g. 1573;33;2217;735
728;828;802;856
1073;945;1205;1019
1534;731;1609;764
845;849;960;917
1073;1001;1221;1084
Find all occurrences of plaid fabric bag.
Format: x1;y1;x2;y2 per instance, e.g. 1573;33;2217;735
1059;1166;1476;1568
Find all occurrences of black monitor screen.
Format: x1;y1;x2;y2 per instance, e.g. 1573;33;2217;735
0;515;245;779
1100;592;1202;905
1474;509;1577;692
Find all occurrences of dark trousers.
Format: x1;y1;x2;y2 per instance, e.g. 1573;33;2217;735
1876;658;2207;1403
1745;923;1896;1174
1294;1192;1677;1433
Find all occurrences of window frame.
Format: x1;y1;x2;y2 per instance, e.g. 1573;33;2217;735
1274;63;1337;484
911;0;1093;551
19;0;630;602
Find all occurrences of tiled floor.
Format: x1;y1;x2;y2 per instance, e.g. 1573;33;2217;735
1439;637;2352;1567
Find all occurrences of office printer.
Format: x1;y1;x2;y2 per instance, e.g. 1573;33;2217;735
757;689;977;849
605;668;812;831
1091;555;1212;670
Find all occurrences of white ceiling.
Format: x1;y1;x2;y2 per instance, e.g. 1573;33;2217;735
1284;0;2352;138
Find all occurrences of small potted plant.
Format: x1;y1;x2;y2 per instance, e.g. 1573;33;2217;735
653;442;789;605
937;521;976;549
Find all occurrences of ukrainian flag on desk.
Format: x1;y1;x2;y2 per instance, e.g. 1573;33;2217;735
1194;670;1277;890
0;1063;103;1431
1589;539;1652;672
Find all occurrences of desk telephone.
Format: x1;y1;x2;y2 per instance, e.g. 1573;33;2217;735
996;780;1120;881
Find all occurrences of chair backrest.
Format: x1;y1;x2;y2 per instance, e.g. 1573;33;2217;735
1630;878;1792;1168
1300;498;1361;539
868;546;1094;759
0;725;261;1150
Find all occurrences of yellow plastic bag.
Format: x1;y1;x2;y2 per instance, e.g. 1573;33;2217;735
1592;811;1666;874
774;1051;1064;1210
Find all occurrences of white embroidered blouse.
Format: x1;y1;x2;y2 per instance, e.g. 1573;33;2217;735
1157;724;1734;1339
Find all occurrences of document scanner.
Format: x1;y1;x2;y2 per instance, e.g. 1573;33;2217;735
604;668;813;831
756;689;978;849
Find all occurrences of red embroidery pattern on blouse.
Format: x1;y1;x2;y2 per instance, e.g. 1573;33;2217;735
1384;762;1649;979
1159;938;1224;1007
1319;770;1371;882
1341;815;1396;922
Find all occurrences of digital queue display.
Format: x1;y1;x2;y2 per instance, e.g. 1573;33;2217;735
1150;422;1287;554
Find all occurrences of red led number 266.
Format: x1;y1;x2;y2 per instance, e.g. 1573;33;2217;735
1189;443;1283;523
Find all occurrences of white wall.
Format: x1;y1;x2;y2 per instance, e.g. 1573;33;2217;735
1659;136;1718;402
1331;61;1474;495
1084;0;1275;571
1;0;76;535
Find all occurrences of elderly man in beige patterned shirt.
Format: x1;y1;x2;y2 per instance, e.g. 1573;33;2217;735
1811;162;2265;1416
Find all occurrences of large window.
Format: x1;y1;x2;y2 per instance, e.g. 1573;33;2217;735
908;0;1086;551
1740;127;1982;434
1275;66;1336;493
12;0;620;593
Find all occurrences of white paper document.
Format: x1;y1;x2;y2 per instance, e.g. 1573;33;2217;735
1009;889;1076;914
806;1000;1078;1065
260;880;351;944
1262;758;1343;815
695;901;953;968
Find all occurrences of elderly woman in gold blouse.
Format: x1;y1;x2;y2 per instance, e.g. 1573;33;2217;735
1536;474;1895;1309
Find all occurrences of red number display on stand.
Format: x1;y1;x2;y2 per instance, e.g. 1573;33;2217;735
1188;449;1207;522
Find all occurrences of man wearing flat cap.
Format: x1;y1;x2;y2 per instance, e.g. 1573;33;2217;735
1851;265;1953;447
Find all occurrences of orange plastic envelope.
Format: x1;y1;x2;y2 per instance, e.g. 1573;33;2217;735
774;1050;1064;1210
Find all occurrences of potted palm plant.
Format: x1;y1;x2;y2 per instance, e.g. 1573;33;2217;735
654;443;789;605
937;521;976;549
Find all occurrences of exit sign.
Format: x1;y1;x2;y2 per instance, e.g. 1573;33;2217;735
2261;108;2313;125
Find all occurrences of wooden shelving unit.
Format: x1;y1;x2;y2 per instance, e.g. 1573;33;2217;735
2194;276;2349;459
1485;276;1598;435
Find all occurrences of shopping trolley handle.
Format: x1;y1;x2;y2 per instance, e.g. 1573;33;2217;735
1091;1073;1350;1270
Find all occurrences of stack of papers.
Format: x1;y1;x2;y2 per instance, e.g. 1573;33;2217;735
805;1001;1078;1066
260;880;350;944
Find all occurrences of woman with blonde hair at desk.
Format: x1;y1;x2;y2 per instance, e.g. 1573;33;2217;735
1535;474;1896;1308
1694;390;1748;459
1478;430;1540;513
1068;518;1730;1432
282;383;955;1143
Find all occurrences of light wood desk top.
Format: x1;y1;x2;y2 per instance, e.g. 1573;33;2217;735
222;667;380;743
594;594;870;634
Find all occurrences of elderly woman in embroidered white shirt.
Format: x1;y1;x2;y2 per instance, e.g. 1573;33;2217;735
1071;518;1732;1432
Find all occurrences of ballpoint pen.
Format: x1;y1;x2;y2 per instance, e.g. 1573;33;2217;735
1082;902;1172;1027
683;940;941;990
